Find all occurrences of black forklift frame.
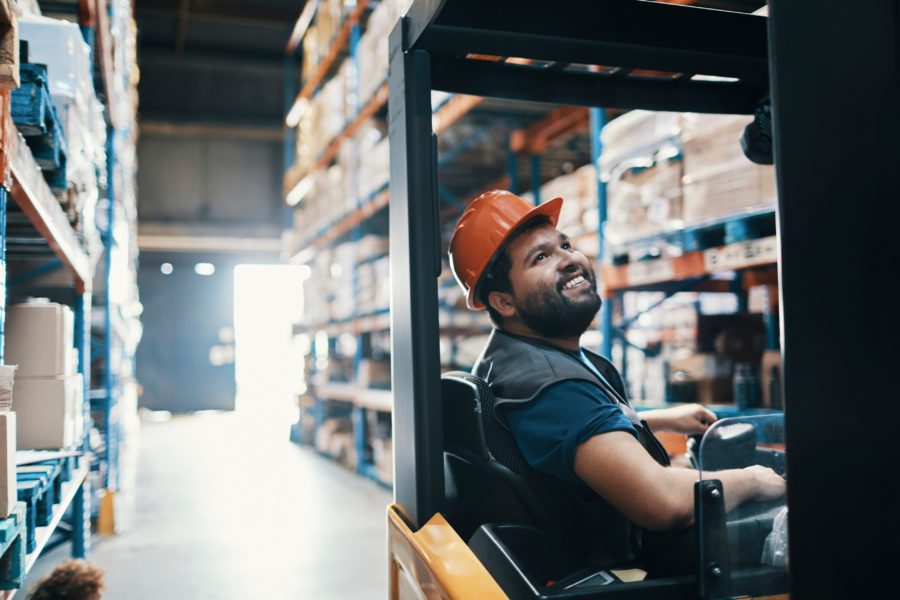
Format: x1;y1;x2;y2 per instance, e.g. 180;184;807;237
388;1;900;597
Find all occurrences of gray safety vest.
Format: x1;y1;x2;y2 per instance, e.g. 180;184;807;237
472;329;681;569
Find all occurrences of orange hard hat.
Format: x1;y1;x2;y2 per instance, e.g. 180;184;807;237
449;190;563;310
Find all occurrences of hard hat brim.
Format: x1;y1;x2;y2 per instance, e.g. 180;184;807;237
467;196;564;310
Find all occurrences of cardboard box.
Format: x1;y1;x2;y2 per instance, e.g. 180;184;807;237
5;301;75;377
372;437;393;485
668;353;733;405
0;413;16;518
681;114;777;226
13;374;83;449
761;350;783;409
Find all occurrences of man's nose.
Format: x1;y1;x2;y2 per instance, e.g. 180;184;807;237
558;252;581;273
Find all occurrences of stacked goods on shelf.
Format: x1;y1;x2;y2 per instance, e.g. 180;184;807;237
357;123;388;198
523;163;602;257
301;0;345;86
680;113;777;226
4;301;84;449
0;365;15;518
600;111;684;249
357;0;412;104
18;15;108;265
618;292;767;406
10;63;68;191
0;412;13;519
314;416;357;470
299;234;391;329
371;436;392;484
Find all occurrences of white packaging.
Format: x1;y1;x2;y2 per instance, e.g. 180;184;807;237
12;374;83;450
19;15;93;107
4;301;75;377
0;413;15;518
0;365;16;413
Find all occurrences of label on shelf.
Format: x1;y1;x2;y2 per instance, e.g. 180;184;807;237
703;236;778;272
625;259;675;286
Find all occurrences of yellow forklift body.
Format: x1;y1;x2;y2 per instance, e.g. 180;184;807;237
388;504;507;599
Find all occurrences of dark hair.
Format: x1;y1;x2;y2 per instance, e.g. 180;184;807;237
476;217;549;327
28;560;105;600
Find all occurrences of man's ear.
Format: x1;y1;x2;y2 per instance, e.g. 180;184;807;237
487;291;516;318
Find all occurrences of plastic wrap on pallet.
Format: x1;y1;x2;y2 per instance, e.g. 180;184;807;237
604;149;684;245
521;164;600;250
19;14;108;260
19;16;95;118
681;114;777;227
600;110;682;169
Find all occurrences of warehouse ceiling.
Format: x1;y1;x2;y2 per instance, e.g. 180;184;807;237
134;1;306;246
136;0;304;128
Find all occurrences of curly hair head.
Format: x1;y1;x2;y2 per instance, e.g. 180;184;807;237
28;560;105;600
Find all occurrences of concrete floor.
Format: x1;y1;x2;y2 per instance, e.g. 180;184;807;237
25;411;392;599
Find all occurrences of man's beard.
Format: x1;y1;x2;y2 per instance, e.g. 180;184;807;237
513;267;602;339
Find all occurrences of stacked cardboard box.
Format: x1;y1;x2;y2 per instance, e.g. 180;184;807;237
19;16;108;265
301;0;345;85
357;0;414;105
0;412;14;519
681;114;777;226
600;111;684;244
5;301;84;449
372;436;393;485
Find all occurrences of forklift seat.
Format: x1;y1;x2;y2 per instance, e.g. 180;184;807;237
440;371;558;543
440;372;636;582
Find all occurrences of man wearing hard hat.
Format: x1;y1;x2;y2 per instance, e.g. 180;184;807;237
449;190;785;573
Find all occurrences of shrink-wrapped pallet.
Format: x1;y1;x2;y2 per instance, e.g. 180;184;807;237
600;111;685;244
604;152;683;244
681;114;776;226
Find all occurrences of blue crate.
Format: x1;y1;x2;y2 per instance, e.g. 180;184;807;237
0;503;27;591
10;63;69;190
14;482;40;553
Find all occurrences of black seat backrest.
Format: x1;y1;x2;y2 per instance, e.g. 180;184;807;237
441;372;584;546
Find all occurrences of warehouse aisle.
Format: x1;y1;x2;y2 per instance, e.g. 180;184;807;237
28;411;392;599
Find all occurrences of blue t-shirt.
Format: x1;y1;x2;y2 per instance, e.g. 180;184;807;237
502;377;638;495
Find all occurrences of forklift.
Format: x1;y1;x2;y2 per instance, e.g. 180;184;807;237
386;1;899;598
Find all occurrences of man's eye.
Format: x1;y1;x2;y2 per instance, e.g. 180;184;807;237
534;253;546;263
562;242;571;250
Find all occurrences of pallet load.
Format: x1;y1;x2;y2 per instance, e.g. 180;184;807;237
19;15;108;265
4;301;84;450
0;365;15;519
600;110;685;247
681;113;777;226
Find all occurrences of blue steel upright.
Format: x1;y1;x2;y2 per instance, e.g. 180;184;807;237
0;188;6;363
348;21;370;476
103;127;118;490
590;108;614;360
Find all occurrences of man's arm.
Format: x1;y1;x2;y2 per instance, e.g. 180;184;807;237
641;404;718;435
573;431;786;532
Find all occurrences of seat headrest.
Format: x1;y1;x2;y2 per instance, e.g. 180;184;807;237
441;372;491;461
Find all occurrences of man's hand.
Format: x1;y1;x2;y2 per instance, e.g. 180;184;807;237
744;465;787;502
643;404;717;435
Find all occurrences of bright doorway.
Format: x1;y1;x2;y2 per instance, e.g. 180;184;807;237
233;264;309;431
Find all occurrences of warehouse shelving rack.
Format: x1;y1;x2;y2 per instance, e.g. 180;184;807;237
0;1;93;589
0;1;139;591
283;1;601;486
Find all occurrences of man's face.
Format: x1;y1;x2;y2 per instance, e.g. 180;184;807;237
503;222;602;339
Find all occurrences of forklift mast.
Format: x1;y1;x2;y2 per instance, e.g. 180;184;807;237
388;1;900;597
